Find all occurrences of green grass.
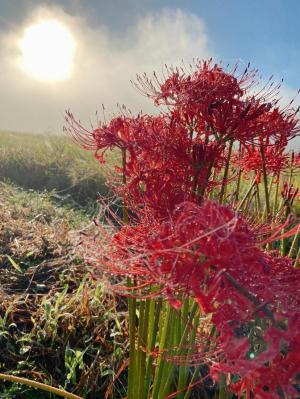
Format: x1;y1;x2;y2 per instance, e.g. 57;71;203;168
0;131;112;206
0;182;128;399
0;180;90;227
0;131;127;397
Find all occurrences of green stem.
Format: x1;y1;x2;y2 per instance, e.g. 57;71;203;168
0;374;82;399
183;365;208;399
288;225;300;258
122;148;136;397
272;173;280;218
219;140;233;204
135;301;145;398
259;144;271;218
280;205;291;256
127;278;137;399
138;300;150;399
256;182;262;217
152;304;173;399
184;325;218;399
144;299;162;398
176;299;190;398
198;161;214;201
294;246;300;268
185;326;218;399
234;143;242;204
237;178;256;211
178;311;201;399
218;373;228;399
161;302;199;399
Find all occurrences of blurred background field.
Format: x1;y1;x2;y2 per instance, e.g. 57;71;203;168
0;131;111;207
1;130;299;212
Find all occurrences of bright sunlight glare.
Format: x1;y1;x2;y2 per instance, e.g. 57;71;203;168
19;19;76;82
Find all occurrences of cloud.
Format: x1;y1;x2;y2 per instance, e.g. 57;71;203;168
277;86;300;150
0;5;212;134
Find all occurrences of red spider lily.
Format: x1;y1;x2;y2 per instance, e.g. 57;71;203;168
210;253;300;396
232;141;288;183
250;106;300;144
65;60;300;209
81;197;300;398
65;111;228;217
291;151;300;169
134;59;300;145
141;201;300;397
78;200;261;298
282;151;300;177
66;59;300;398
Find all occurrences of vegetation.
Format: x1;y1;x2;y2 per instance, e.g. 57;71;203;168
0;182;127;398
66;59;300;399
0;131;110;206
1;58;300;399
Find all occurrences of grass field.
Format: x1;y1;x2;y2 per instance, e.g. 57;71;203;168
0;132;128;398
0;131;112;207
0;182;128;399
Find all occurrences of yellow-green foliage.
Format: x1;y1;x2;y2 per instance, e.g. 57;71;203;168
0;131;114;205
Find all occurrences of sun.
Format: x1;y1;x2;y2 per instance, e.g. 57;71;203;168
19;19;76;82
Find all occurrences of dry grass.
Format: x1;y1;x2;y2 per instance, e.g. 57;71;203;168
0;182;128;399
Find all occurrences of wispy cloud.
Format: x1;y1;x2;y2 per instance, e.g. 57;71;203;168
0;5;212;133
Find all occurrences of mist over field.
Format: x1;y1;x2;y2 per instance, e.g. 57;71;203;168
0;3;211;135
0;0;299;151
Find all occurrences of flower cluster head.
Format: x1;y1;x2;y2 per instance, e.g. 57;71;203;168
81;197;300;398
232;140;289;183
135;59;300;145
66;59;300;398
66;59;300;195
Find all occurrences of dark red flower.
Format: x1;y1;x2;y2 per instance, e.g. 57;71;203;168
66;59;300;398
135;59;300;145
232;141;288;182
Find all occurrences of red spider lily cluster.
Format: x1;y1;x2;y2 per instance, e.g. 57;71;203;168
232;141;288;183
65;59;300;398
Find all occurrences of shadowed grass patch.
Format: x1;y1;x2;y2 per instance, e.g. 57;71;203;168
0;131;114;206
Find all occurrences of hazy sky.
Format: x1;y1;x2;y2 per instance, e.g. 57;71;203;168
1;0;300;143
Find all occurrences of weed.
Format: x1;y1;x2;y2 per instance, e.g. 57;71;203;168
0;182;128;398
